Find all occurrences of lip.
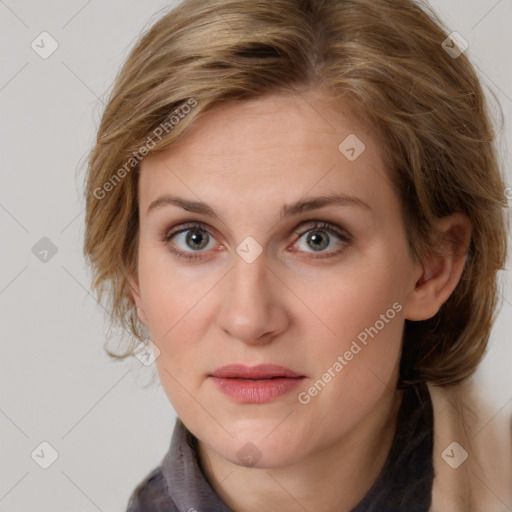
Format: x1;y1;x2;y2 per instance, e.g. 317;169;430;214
210;364;304;379
209;364;305;404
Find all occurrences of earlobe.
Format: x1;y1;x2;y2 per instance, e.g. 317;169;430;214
127;274;148;326
136;305;148;326
403;213;471;322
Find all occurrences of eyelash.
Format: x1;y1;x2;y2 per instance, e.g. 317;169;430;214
162;221;352;261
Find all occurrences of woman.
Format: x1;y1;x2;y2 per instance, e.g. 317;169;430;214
83;0;512;510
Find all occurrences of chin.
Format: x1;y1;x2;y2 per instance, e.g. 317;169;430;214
207;422;309;468
221;439;306;470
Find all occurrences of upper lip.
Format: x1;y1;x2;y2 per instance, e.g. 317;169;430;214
210;364;304;379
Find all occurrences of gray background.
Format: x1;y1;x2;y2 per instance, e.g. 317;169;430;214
0;0;511;510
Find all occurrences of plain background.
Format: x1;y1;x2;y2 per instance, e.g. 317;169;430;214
0;0;511;510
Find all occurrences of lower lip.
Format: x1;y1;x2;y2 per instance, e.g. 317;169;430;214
210;376;304;403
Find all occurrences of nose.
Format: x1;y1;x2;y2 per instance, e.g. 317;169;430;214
216;248;289;346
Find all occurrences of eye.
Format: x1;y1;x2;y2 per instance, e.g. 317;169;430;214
163;223;219;261
162;220;352;262
292;221;352;258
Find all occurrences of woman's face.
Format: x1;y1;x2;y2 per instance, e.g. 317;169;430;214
132;91;423;468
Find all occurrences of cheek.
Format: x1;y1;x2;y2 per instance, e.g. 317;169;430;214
137;248;218;393
301;259;405;386
299;277;404;433
137;246;213;338
301;262;404;341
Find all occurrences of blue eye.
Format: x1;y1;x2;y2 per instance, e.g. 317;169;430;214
162;221;352;261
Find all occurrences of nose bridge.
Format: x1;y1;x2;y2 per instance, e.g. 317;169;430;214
229;246;270;310
217;244;284;344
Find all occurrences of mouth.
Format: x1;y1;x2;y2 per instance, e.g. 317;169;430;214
208;364;305;404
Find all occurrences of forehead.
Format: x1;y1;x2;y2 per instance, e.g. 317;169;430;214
138;92;395;216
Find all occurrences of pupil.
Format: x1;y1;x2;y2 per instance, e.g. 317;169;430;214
308;231;328;251
186;229;208;250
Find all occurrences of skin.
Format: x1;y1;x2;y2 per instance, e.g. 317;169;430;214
129;91;471;512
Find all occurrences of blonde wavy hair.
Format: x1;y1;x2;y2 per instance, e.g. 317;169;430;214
83;0;508;387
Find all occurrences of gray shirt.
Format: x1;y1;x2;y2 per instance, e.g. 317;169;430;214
126;383;433;511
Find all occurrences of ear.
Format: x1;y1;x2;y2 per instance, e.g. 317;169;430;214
127;273;148;326
403;213;472;321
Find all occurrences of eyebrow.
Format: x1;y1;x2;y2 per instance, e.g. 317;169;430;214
147;193;372;219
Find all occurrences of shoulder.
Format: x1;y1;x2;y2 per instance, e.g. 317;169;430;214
428;379;512;512
125;465;178;512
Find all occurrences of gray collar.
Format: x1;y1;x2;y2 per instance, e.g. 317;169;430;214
162;418;234;512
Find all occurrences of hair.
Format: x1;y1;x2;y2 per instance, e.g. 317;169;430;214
83;0;508;387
